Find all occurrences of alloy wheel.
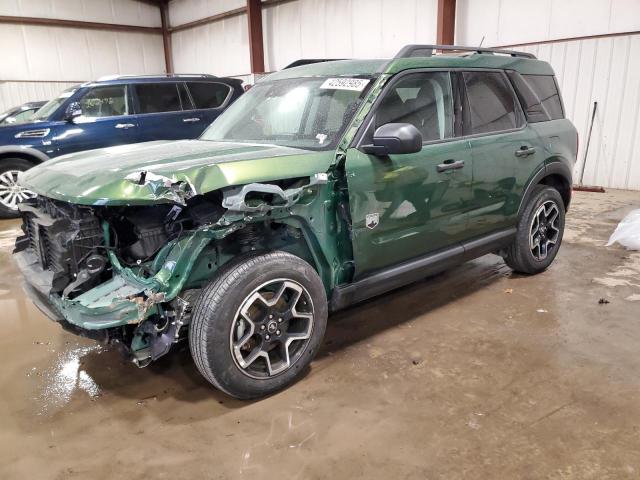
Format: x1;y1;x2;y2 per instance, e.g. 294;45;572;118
529;200;560;261
0;170;35;210
230;279;314;379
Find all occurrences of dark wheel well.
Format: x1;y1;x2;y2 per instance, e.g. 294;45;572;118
539;174;571;210
0;152;40;166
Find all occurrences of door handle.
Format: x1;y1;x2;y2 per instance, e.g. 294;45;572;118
183;117;201;123
115;123;136;129
515;146;536;157
437;159;465;173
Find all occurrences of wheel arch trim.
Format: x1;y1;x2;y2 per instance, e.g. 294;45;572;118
0;146;50;164
517;160;572;218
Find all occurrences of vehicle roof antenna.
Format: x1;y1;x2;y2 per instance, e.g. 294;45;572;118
478;36;485;48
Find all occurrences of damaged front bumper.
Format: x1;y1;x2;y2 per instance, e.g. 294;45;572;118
14;225;222;331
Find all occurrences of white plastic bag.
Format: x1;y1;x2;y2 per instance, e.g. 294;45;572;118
606;209;640;250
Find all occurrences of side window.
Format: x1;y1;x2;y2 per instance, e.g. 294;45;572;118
462;71;521;135
135;83;182;114
508;72;564;122
187;82;231;109
4;109;36;124
13;109;37;122
79;85;128;118
375;72;453;142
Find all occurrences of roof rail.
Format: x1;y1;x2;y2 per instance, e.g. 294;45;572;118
96;73;218;81
394;44;536;59
284;59;346;69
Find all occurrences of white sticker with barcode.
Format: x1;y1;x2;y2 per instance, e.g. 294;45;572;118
320;78;370;91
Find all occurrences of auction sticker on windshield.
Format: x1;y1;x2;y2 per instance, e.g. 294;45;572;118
320;78;370;91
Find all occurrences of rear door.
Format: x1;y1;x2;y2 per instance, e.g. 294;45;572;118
132;82;199;141
184;81;235;134
462;70;545;239
51;84;138;156
346;70;473;277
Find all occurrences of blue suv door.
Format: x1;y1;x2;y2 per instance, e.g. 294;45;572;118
50;84;138;156
132;82;203;141
184;81;236;133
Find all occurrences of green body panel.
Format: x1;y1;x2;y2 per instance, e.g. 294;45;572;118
20;140;337;206
345;139;473;277
465;126;545;238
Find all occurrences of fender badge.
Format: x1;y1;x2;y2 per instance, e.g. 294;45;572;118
366;213;379;230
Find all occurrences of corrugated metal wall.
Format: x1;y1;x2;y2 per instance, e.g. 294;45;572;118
0;0;161;27
515;35;640;191
171;14;250;78
261;0;437;71
0;0;164;112
456;0;640;47
0;81;78;112
168;0;438;76
455;0;640;190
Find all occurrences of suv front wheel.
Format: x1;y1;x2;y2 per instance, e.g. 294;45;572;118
503;185;566;274
189;251;328;399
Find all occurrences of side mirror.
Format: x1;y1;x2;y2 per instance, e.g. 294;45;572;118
64;102;82;122
361;123;422;156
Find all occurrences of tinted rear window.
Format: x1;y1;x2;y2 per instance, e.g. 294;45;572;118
508;72;564;122
187;82;231;109
462;71;521;135
135;83;182;114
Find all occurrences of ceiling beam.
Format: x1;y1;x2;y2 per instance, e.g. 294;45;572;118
247;0;265;74
0;15;161;34
436;0;456;45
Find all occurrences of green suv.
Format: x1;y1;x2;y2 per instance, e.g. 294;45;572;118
14;45;577;399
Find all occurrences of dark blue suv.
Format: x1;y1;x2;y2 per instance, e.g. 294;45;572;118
0;74;243;217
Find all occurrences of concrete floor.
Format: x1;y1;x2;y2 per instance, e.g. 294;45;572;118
1;190;639;480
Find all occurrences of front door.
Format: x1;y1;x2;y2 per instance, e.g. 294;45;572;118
346;71;472;278
51;84;138;156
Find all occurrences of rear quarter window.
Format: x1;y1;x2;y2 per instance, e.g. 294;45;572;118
187;82;231;109
507;72;564;122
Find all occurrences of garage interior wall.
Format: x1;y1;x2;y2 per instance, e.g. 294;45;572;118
456;0;640;191
168;0;438;77
0;0;165;112
1;0;638;190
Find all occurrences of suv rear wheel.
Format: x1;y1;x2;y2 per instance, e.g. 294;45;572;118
0;158;36;219
503;185;565;274
189;251;327;399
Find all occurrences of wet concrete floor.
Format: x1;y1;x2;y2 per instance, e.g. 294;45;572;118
1;189;640;479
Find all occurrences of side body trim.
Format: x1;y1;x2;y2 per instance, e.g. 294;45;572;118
330;227;515;311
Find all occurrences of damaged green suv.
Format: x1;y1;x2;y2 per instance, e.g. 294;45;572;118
14;45;577;399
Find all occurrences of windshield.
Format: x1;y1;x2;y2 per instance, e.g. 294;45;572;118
32;88;77;120
201;76;373;150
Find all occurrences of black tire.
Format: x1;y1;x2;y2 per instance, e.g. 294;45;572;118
189;251;328;399
0;158;35;219
503;185;565;274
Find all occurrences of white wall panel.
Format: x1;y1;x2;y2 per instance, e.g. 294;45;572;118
0;0;161;27
516;34;640;190
262;0;438;71
171;13;250;77
0;81;77;113
0;24;165;81
456;0;640;47
168;0;245;26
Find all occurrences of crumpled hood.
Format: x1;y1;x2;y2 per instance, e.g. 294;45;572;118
20;140;336;206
